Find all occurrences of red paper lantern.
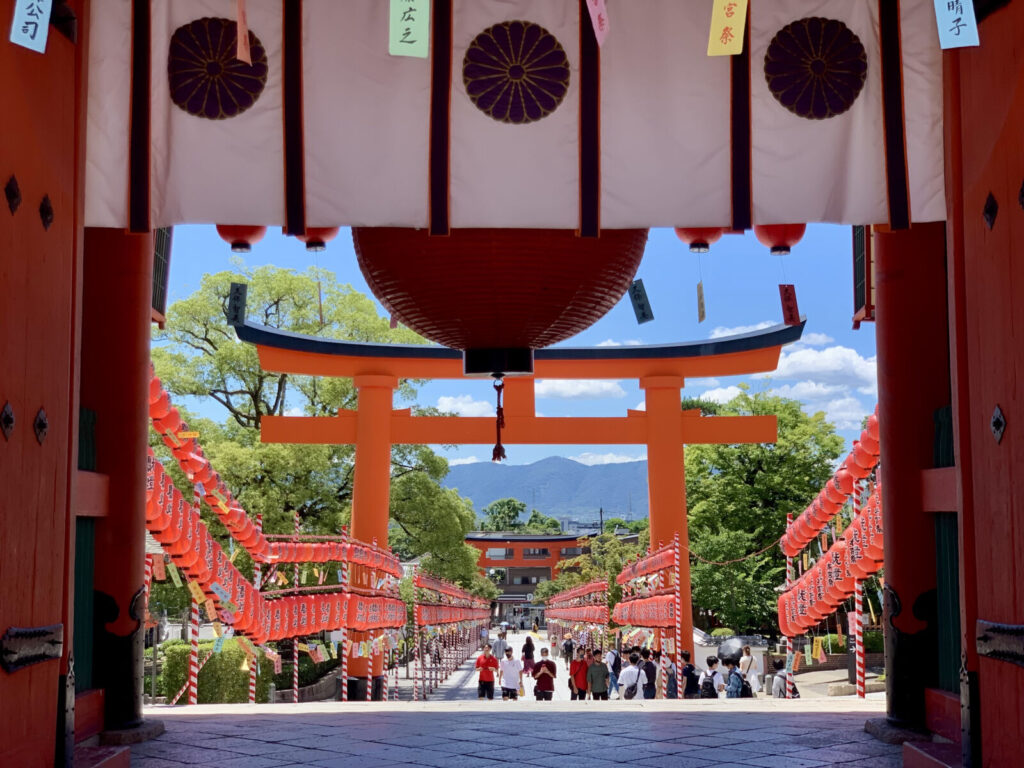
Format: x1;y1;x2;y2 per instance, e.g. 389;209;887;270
354;228;648;372
216;224;267;253
674;227;724;253
754;223;807;255
297;226;340;252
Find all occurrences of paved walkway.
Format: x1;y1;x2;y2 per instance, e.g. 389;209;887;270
133;631;900;767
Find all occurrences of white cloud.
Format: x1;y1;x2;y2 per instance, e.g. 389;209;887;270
700;385;744;404
448;456;482;466
709;321;776;339
767;345;877;395
821;397;870;430
535;379;627;399
596;338;644;347
800;332;834;347
634;401;646;411
570;451;647;465
437;395;493;417
284;406;304;417
770;381;848;402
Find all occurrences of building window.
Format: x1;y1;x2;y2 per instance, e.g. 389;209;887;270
522;548;550;559
560;547;583;557
486;548;514;560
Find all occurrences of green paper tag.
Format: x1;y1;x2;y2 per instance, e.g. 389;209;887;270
389;0;430;58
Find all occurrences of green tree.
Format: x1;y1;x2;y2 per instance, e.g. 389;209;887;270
520;508;562;534
479;497;527;531
151;265;488;594
602;517;649;535
685;385;844;632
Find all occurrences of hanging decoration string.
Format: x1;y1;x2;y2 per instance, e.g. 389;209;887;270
681;538;780;566
491;377;506;462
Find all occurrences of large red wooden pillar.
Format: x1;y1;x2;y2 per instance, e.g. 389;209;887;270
641;376;693;656
874;221;950;729
80;228;154;730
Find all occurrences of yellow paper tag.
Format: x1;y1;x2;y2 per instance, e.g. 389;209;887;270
213;621;222;638
697;281;706;323
177;431;200;439
707;0;748;56
296;642;309;652
187;580;205;602
229;547;240;563
205;599;218;620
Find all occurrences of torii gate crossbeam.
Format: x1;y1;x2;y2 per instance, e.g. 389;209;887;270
235;318;805;658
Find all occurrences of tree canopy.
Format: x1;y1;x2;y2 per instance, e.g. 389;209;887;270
478;497;561;534
685;385;844;632
149;264;495;608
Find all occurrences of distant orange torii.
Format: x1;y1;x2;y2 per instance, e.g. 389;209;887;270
234;315;805;660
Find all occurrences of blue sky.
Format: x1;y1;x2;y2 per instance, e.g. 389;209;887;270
166;224;876;466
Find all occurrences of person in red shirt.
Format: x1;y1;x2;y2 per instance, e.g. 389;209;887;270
532;646;557;701
569;647;590;700
475;644;499;699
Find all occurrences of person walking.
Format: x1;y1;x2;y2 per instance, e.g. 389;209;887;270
616;653;648;701
603;646;621;697
532;620;539;633
479;625;489;649
532;646;557;701
475;644;499;700
680;650;701;699
739;645;761;696
770;659;788;698
569;647;589;700
723;659;745;698
640;648;658;700
491;631;509;659
665;653;678;699
561;634;575;666
521;635;536;678
698;656;725;698
587;650;611;700
498;646;522;701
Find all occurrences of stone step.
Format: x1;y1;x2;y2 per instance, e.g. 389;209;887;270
903;740;961;768
73;745;130;768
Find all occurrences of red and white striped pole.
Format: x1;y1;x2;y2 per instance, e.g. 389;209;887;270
171;650;213;705
855;579;865;698
785;512;795;699
248;512;262;704
366;636;373;701
413;606;421;701
340;529;349;701
673;534;682;698
188;598;200;705
143;554;154;606
292;509;300;704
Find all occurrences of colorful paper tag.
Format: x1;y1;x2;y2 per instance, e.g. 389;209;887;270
9;0;52;54
152;557;166;581
205;598;218;620
167;561;182;588
187;580;205;603
628;280;654;324
933;0;979;48
177;431;200;439
213;636;226;653
697;281;706;323
388;0;429;58
210;582;231;602
584;0;609;46
235;0;251;63
779;284;801;325
707;0;748;56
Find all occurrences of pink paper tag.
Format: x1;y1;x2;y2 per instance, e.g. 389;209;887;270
585;0;609;46
236;0;252;64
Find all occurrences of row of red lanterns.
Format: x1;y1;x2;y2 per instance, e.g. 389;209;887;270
674;224;807;255
611;594;676;628
545;606;610;624
780;406;881;557
617;544;676;585
777;486;884;637
215;224;340;253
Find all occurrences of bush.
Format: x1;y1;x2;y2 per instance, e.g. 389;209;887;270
162;639;273;704
272;651;340;690
814;631;885;654
710;628;736;637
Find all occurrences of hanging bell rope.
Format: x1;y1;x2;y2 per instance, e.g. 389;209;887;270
491;376;506;462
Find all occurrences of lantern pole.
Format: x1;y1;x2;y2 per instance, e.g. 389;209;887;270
248;512;261;704
188;598;199;705
785;512;795;700
340;527;349;701
292;509;300;704
852;481;866;698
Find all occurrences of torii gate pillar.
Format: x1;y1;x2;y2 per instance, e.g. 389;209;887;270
642;376;693;655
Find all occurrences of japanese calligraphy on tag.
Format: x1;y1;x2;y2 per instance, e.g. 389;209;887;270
389;0;430;58
697;281;706;324
9;0;52;54
707;0;747;56
933;0;979;48
779;284;800;325
628;280;654;324
585;0;609;46
167;561;182;587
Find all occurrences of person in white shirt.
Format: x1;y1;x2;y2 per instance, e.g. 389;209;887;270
498;647;523;700
603;647;621;697
697;655;726;699
491;632;509;659
616;653;649;701
739;645;761;695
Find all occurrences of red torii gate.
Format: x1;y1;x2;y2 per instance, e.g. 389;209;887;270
235;315;804;667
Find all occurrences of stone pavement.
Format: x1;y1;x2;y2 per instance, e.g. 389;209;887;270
134;700;900;767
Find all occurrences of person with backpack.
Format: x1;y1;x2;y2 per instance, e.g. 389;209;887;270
739;645;761;695
561;635;575;665
697;656;725;699
616;653;648;701
665;653;678;699
680;650;701;699
604;646;622;697
640;648;658;699
723;659;754;698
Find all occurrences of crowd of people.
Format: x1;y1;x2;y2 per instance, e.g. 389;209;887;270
473;631;792;701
